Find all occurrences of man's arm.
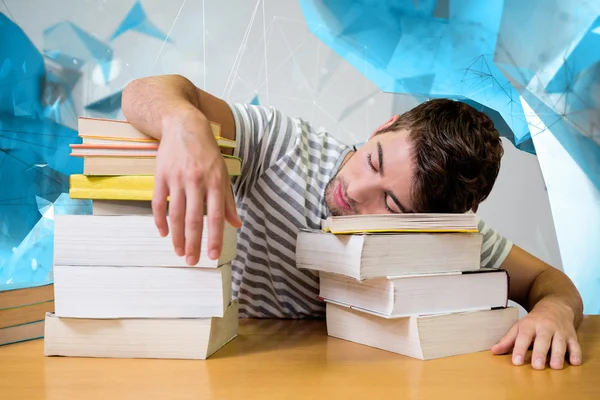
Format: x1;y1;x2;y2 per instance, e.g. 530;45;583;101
491;244;583;370
121;75;242;265
122;74;236;146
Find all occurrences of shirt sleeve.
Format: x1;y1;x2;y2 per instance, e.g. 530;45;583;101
477;216;513;269
227;103;298;195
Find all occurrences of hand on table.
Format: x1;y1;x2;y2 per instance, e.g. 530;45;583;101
491;298;582;370
153;108;242;265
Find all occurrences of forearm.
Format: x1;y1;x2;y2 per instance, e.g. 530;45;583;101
121;74;203;139
528;267;584;327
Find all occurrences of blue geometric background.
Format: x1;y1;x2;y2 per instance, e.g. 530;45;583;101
0;1;170;289
1;0;599;312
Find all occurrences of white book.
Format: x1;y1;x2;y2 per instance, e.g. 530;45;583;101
296;230;482;280
54;214;237;268
54;263;232;318
319;269;508;317
326;302;518;360
44;302;239;360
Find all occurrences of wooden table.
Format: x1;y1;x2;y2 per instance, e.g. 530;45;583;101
1;316;598;400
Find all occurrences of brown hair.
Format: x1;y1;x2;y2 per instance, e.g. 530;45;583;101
380;99;504;213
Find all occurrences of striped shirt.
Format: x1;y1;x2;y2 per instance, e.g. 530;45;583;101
228;103;513;319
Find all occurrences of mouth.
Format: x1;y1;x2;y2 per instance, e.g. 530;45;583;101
334;182;352;212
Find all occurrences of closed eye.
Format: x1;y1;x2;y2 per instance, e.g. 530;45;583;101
367;153;377;173
384;193;398;213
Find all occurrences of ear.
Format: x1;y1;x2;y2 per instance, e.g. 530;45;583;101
370;115;400;139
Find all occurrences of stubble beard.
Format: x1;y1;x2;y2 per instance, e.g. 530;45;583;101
325;151;355;217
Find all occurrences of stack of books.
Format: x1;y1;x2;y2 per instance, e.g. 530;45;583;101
0;283;54;346
296;213;518;360
42;117;241;360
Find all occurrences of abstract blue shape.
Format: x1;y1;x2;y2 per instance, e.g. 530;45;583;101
43;21;113;84
546;16;600;93
249;95;260;105
299;0;533;148
0;13;45;118
85;90;123;114
0;13;90;289
0;194;90;287
110;1;172;43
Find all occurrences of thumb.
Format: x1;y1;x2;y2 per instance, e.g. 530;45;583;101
491;323;519;355
224;184;242;228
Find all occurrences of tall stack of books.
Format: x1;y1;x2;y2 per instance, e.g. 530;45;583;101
43;117;241;360
296;213;518;360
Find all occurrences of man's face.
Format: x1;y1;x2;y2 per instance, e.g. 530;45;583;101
325;128;415;216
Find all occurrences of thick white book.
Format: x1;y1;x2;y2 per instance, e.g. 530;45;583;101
319;269;508;317
326;302;518;360
44;302;239;360
296;230;482;279
54;214;237;268
54;263;232;318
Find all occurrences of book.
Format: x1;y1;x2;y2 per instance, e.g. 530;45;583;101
78;116;236;148
69;170;240;201
321;213;479;234
53;263;232;318
319;269;509;317
0;282;53;310
70;143;159;157
54;214;237;268
77;154;241;176
44;301;239;360
296;230;482;280
69;174;156;200
91;199;153;215
326;302;518;360
0;300;55;329
80;135;236;148
0;321;45;346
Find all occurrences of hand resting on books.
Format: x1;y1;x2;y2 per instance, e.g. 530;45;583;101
122;76;243;266
153;111;241;265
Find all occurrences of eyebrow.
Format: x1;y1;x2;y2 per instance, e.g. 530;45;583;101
377;141;411;213
377;141;384;176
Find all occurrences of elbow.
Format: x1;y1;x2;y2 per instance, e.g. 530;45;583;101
121;78;141;121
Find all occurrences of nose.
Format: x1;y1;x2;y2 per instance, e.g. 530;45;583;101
346;177;379;206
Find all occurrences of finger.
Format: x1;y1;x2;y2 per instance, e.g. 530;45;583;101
549;335;567;370
152;175;169;237
168;186;186;257
512;326;535;366
531;331;553;370
184;183;205;266
567;337;582;366
491;323;518;355
224;183;242;228
206;179;225;261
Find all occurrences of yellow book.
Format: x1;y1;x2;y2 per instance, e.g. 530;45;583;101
70;155;239;200
320;214;479;234
70;175;156;201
